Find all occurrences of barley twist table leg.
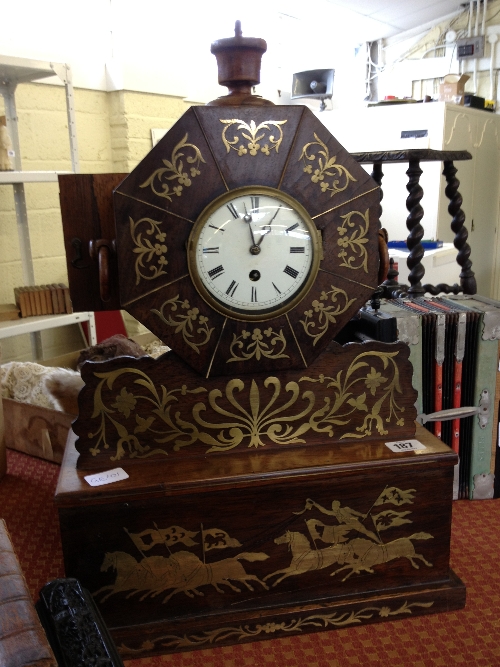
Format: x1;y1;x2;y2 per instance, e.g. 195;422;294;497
405;159;425;297
371;162;384;221
443;160;476;294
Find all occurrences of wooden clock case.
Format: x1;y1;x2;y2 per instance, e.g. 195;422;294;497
55;26;465;659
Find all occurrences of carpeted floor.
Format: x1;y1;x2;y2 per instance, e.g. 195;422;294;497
1;448;499;667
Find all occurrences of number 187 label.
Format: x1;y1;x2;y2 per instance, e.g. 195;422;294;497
385;439;426;453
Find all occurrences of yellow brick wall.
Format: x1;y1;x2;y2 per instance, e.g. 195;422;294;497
0;83;191;360
109;90;191;171
109;90;192;336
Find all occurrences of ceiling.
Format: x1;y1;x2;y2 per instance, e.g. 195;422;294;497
324;0;465;40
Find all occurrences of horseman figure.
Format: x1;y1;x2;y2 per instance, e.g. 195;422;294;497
301;498;382;544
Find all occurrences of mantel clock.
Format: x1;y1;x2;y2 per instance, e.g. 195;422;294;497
55;21;464;661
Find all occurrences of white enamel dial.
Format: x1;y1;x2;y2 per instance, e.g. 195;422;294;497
189;188;319;320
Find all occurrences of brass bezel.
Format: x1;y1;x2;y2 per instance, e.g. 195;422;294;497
188;186;321;322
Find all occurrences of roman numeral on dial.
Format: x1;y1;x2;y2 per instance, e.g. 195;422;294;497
208;265;224;279
203;247;219;253
226;280;238;296
286;222;299;233
251;286;257;302
251;196;259;213
227;203;239;219
290;247;305;253
209;224;224;233
284;265;299;279
272;282;281;295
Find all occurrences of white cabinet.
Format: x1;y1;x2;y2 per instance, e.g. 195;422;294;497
0;55;96;355
441;106;500;299
319;103;500;298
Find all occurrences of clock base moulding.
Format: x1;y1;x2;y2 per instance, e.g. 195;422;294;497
55;424;465;659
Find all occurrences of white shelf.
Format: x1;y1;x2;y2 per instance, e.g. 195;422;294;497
0;54;85;358
0;55;59;86
0;171;72;184
0;312;96;344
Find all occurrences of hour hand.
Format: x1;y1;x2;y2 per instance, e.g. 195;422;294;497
257;204;280;247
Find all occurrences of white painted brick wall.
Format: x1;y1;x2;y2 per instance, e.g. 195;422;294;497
0;83;192;360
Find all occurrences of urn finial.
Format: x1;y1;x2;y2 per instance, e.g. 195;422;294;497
208;21;274;106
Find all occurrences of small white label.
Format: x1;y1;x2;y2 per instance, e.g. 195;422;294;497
385;439;426;453
84;467;129;487
7;150;15;157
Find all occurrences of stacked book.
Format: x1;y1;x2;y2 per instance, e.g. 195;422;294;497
0;304;20;321
14;284;72;318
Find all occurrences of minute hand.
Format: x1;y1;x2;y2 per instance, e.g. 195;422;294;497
243;203;257;246
257;205;282;246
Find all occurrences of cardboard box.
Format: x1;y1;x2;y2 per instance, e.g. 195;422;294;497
2;398;74;464
439;74;470;104
2;333;163;464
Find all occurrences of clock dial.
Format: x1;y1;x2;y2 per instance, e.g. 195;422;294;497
189;188;320;320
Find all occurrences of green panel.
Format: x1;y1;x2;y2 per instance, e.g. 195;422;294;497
469;326;498;498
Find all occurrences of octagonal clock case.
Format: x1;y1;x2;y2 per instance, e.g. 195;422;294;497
114;106;382;377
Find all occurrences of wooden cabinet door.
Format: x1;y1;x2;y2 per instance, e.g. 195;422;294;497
58;173;127;311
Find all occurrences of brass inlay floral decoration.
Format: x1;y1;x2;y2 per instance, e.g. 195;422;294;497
299;133;357;197
337;209;370;273
140;133;205;201
300;350;405;439
87;369;207;460
227;327;289;363
119;601;433;653
220;119;287;157
300;286;356;346
85;350;406;460
129;216;168;285
151;296;214;354
188;377;314;450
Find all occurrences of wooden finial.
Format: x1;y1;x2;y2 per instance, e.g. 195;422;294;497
209;21;273;106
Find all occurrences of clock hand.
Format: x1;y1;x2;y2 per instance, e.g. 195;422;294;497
243;203;259;252
256;205;281;247
269;205;282;224
257;225;271;246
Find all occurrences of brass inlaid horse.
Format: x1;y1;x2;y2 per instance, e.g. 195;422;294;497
94;549;270;604
330;532;433;580
265;529;433;586
264;531;345;586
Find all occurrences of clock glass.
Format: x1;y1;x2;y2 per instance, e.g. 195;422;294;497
189;187;320;321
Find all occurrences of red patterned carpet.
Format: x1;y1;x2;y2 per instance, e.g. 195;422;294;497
1;448;499;667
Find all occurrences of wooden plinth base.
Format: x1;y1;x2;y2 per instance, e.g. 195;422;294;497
112;569;465;658
55;425;466;659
